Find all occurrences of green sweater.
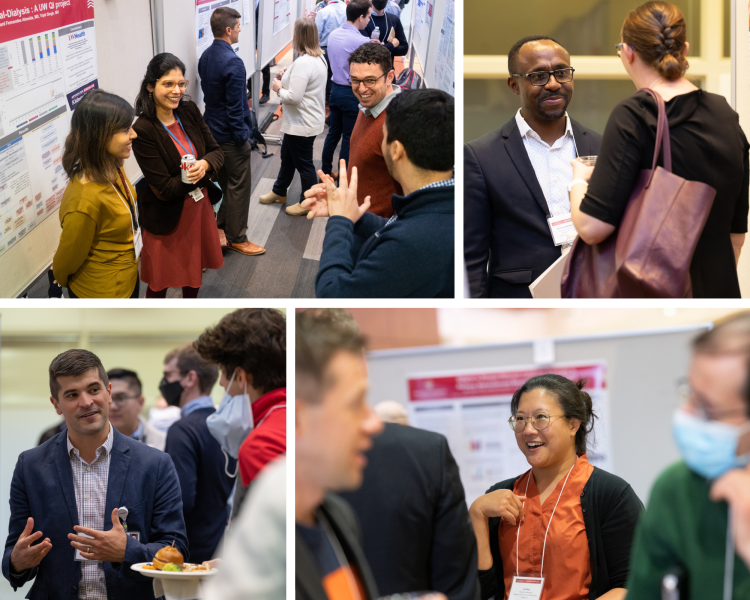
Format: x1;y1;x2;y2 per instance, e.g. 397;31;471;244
626;461;750;599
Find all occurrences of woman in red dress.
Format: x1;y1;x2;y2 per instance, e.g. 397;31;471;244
132;53;224;298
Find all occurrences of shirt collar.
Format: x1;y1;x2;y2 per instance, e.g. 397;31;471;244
515;108;574;143
131;417;145;441
359;84;400;116
415;177;455;193
181;396;215;418
67;422;114;462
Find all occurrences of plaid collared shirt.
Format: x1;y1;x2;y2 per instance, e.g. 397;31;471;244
67;424;114;600
375;178;454;237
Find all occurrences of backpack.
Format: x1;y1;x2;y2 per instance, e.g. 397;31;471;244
395;68;422;90
248;108;271;157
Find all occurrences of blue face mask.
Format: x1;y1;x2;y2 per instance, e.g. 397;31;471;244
672;409;750;479
206;370;254;477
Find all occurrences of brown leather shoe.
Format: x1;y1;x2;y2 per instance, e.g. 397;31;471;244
228;241;266;256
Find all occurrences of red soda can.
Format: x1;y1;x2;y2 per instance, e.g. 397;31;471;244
181;154;196;183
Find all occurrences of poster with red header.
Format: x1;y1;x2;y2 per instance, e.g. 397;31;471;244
0;0;98;256
407;362;611;505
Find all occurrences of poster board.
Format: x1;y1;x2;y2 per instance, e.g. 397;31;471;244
422;0;454;94
366;324;710;505
257;0;297;71
410;0;433;73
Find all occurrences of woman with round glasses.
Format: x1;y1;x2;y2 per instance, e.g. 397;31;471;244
568;1;749;298
259;18;327;216
132;53;224;298
470;374;643;600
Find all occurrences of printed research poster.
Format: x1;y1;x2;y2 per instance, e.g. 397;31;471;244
0;0;98;256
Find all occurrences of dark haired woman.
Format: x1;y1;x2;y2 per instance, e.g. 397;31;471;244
569;1;749;298
53;89;140;298
131;53;224;298
470;375;643;600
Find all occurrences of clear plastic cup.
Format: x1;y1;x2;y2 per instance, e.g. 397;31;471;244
576;155;597;167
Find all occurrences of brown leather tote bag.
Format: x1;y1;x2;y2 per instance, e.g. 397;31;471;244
561;88;716;298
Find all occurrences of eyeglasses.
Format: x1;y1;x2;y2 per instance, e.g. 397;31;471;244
615;43;634;57
511;68;574;87
508;412;564;433
348;73;386;89
158;80;189;91
111;394;140;405
675;377;749;421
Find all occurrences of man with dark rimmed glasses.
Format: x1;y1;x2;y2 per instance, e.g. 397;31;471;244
465;35;603;298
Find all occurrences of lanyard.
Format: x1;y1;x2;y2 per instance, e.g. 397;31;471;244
317;510;363;600
110;171;139;237
515;459;577;578
161;115;196;157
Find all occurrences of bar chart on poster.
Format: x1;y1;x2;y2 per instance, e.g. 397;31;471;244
0;1;98;258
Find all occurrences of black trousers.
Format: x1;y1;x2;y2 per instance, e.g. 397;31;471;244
272;133;317;203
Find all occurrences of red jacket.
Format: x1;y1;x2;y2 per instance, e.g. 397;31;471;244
238;388;286;486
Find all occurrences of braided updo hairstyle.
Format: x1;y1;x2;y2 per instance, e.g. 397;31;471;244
622;1;689;81
510;374;597;454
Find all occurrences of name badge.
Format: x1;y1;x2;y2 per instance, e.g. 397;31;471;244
74;532;95;562
547;212;577;246
189;188;204;202
127;531;141;542
133;227;143;260
508;576;544;600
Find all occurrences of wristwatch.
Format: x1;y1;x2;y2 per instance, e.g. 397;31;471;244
568;178;589;193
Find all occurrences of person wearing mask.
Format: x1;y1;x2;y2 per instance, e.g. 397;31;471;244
320;0;373;179
296;309;383;600
303;89;455;298
259;18;328;216
53;90;140;298
2;350;188;597
626;312;750;598
568;1;748;298
471;375;643;600
194;308;286;516
464;36;601;298
315;0;347;104
132;53;224;299
160;344;234;563
362;0;408;69
107;368;166;451
199;7;266;257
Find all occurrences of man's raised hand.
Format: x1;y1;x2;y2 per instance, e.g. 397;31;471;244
10;517;52;573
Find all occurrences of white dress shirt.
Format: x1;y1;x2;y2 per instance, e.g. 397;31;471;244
515;109;578;218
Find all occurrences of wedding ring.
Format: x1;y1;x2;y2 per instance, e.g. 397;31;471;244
87;546;91;554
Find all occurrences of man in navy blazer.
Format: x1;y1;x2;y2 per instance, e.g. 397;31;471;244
2;349;187;599
464;36;602;298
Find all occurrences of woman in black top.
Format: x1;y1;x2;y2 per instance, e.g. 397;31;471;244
569;1;749;298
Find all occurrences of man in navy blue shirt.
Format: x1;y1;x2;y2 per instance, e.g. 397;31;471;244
162;345;236;563
198;7;265;256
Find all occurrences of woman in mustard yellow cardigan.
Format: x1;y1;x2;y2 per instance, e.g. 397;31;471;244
53;89;140;298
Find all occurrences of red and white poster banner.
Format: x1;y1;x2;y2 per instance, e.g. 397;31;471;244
407;362;610;505
0;0;98;256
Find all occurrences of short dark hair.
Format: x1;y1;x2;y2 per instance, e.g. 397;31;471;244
385;89;454;172
346;0;370;22
61;89;135;184
49;349;109;400
296;309;366;405
106;368;142;396
135;53;190;120
194;309;286;394
211;6;241;37
510;374;597;454
508;35;564;75
348;43;393;78
164;344;219;396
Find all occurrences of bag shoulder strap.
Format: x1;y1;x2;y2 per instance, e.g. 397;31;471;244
637;87;672;187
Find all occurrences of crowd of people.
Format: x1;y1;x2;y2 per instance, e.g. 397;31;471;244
47;0;454;299
2;308;287;598
296;308;750;600
465;0;749;299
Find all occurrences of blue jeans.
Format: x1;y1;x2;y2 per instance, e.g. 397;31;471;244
321;82;360;175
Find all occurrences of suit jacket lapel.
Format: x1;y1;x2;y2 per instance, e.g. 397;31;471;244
571;121;596;157
503;121;551;218
105;430;131;527
54;436;80;528
296;530;330;600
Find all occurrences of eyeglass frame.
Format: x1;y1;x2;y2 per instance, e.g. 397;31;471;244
110;394;141;405
675;377;749;421
348;72;387;89
615;43;635;57
508;412;566;433
157;79;190;91
510;67;575;87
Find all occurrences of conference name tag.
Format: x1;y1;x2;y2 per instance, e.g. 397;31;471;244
547;212;577;246
74;532;95;562
189;188;204;202
508;576;544;600
133;227;143;260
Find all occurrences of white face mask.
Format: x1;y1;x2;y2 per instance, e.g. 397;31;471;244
206;370;254;477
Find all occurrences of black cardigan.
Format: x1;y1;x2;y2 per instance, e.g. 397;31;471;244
132;100;224;235
479;467;644;600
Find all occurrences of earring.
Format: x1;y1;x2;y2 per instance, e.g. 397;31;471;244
149;91;152;100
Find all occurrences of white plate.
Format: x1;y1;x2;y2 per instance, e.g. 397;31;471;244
131;563;218;579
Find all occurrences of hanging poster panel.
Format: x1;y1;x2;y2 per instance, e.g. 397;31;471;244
407;362;611;505
432;0;454;94
195;0;242;105
273;0;292;36
0;0;97;256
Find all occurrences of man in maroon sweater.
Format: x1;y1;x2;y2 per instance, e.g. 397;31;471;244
345;43;402;218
